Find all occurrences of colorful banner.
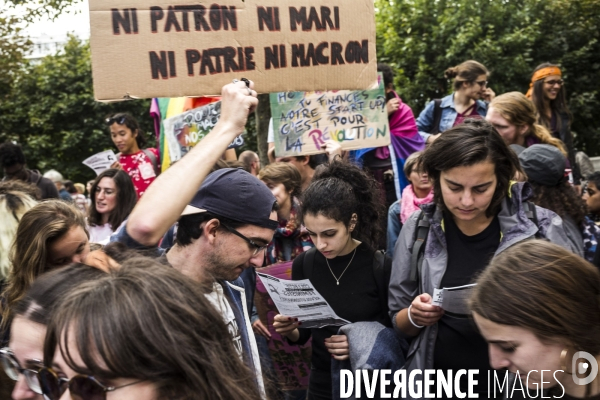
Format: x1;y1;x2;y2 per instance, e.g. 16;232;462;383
162;101;244;163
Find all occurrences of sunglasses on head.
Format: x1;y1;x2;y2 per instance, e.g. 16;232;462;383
105;115;127;126
39;366;143;400
0;347;43;394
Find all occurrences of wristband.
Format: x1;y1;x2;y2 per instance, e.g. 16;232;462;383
408;304;424;329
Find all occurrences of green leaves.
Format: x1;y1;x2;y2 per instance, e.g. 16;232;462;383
376;0;600;155
0;36;152;183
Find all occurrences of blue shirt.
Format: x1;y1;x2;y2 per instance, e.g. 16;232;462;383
416;94;488;142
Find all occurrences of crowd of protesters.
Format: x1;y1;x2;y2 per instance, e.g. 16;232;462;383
0;60;599;400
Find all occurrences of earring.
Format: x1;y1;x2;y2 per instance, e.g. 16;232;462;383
560;349;573;375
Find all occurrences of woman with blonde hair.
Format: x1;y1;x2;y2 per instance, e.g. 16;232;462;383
470;240;600;399
1;200;90;336
417;60;495;144
0;181;38;282
487;91;567;155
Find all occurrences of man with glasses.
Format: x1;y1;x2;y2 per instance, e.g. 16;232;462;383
111;79;272;398
0;142;59;199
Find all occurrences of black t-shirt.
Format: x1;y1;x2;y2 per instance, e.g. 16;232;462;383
434;212;501;398
291;243;392;399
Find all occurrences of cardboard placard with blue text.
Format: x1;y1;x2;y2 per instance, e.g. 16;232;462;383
89;0;377;101
270;86;390;157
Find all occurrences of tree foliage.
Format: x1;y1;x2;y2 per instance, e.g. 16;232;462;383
0;36;152;184
376;0;600;155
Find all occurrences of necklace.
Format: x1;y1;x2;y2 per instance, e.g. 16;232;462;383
325;247;357;285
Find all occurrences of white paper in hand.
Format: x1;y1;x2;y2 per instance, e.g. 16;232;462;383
82;150;117;175
257;272;350;329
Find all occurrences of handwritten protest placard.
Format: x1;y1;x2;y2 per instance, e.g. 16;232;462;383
162;101;244;163
270;85;390;157
88;0;377;101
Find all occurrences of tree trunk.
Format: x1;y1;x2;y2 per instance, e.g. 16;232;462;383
255;93;272;166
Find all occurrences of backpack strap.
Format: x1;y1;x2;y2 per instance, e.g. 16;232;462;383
302;247;317;280
410;211;431;283
372;250;391;315
142;149;161;176
522;201;540;238
429;99;443;135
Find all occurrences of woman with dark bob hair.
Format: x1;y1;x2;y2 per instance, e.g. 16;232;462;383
388;119;574;399
87;168;137;244
39;257;263;400
470;240;600;399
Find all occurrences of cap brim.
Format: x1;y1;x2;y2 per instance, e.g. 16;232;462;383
180;205;208;216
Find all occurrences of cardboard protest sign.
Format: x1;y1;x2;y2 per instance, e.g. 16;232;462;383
162;101;243;163
270;85;390;157
82;150;117;175
88;0;377;101
254;261;312;391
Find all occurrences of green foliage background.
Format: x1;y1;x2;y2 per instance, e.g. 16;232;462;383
1;0;599;185
0;37;153;184
376;0;600;156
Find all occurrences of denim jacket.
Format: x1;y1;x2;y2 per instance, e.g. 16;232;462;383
416;94;488;142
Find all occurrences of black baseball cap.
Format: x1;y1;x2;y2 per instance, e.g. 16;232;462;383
181;168;278;230
518;144;566;187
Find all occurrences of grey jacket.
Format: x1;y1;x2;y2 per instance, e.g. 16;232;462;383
388;181;574;399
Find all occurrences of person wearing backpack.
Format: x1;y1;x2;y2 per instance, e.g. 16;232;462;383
106;113;160;198
416;60;494;145
388;120;575;399
273;160;392;400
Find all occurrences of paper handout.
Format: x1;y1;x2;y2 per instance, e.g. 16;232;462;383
432;283;476;316
256;272;350;329
82;150;117;175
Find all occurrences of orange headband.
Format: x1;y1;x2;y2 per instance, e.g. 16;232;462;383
526;66;562;98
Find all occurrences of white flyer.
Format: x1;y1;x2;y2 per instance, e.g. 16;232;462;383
256;272;350;329
431;283;477;315
82;150;117;175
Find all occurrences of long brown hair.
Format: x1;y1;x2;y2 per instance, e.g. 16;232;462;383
1;200;87;330
490;92;567;156
530;62;572;130
88;169;137;230
44;257;263;400
470;240;600;355
421;119;520;218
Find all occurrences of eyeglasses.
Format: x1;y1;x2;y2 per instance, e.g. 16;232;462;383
475;80;488;87
0;348;43;394
544;79;564;86
105;115;127;125
39;367;143;400
221;223;268;256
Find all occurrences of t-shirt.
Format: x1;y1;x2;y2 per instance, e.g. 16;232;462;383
119;149;160;198
453;103;483;127
205;282;243;360
291;244;392;399
434;212;501;398
88;223;114;245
